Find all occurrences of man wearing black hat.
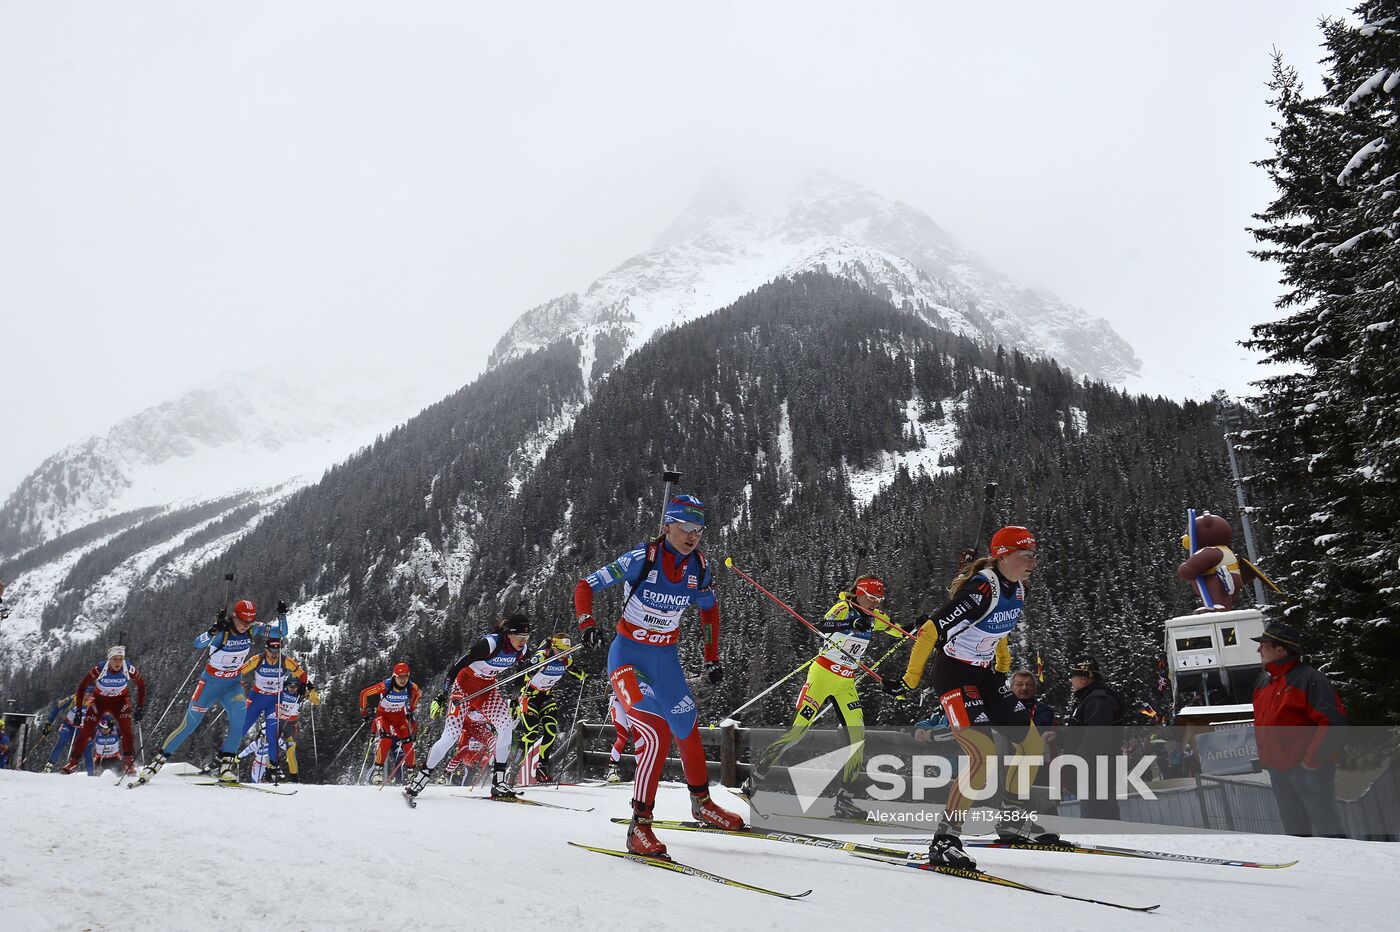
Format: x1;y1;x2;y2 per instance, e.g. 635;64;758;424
1063;657;1125;820
1251;622;1347;837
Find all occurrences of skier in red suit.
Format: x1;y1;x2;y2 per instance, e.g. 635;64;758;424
64;645;147;775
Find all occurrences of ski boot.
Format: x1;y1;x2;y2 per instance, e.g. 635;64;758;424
490;766;518;799
627;799;668;858
690;786;746;830
42;762;55;774
404;766;432;799
994;814;1062;846
286;770;300;783
532;764;552;784
216;753;239;784
370;767;385;786
59;759;79;775
929;817;978;870
269;763;287;784
832;786;864;820
132;752;166;786
738;764;768;800
604;762;622;784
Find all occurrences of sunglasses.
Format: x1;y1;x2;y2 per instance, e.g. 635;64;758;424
673;521;704;535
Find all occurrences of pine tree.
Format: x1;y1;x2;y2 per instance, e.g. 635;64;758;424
1245;3;1400;723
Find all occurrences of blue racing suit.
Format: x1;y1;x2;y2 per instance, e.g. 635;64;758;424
161;617;286;757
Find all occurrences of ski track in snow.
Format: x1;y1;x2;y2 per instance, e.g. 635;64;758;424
0;770;1394;931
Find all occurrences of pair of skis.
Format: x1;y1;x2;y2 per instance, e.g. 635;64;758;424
872;836;1297;870
590;820;1156;909
191;780;298;796
574;819;1153;909
454;793;595;812
128;772;297;796
573;817;1284;909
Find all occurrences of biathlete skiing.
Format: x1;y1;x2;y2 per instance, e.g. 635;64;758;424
575;493;744;858
403;614;531;803
62;644;146;777
360;663;420;785
515;634;587;784
743;575;909;817
133;598;287;785
889;525;1058;868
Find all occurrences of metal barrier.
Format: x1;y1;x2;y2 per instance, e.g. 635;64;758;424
1058;762;1400;840
571;717;1398;841
569;720;751;786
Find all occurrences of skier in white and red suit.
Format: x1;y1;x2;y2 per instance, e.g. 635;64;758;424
64;645;147;775
403;614;531;801
574;493;745;858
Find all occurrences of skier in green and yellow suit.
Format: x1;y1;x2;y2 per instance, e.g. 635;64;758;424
743;577;911;818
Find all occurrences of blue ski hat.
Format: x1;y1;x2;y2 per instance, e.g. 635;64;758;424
664;494;706;527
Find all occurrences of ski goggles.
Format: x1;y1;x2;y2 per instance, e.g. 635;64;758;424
671;521;704;535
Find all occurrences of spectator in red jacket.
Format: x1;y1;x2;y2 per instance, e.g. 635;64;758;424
1252;622;1347;838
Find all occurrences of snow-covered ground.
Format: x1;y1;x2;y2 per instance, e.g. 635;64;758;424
1;768;1393;931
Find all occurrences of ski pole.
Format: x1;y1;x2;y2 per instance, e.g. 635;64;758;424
550;680;588;782
112;721;147;785
309;702;319;769
723;558;886;682
722;656;814;722
146;655;204;741
450;644;588;708
358;725;380;785
809;635;911;726
328;718;367;768
658;466;683;536
144;569;236;746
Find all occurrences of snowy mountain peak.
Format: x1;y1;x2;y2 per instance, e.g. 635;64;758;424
0;361;466;559
488;172;1139;385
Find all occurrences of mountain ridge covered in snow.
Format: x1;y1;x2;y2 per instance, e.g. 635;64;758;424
489;172;1141;388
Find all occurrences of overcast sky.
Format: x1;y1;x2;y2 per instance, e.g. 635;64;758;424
0;0;1353;494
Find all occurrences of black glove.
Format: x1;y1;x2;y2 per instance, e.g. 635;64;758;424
705;661;724;685
882;677;910;698
362;708;374;721
73;709;85;726
580;619;600;649
852;612;873;633
134;706;145;723
40;723;52;739
277;599;288;616
207;609;230;636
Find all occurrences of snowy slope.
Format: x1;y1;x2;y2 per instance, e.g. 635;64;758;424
489;172;1141;389
0;359;467;557
0;769;1390;932
0;359;469;673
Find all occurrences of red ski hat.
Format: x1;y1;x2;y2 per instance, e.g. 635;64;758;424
233;599;257;621
393;662;410;677
853;577;885;601
990;526;1037;558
